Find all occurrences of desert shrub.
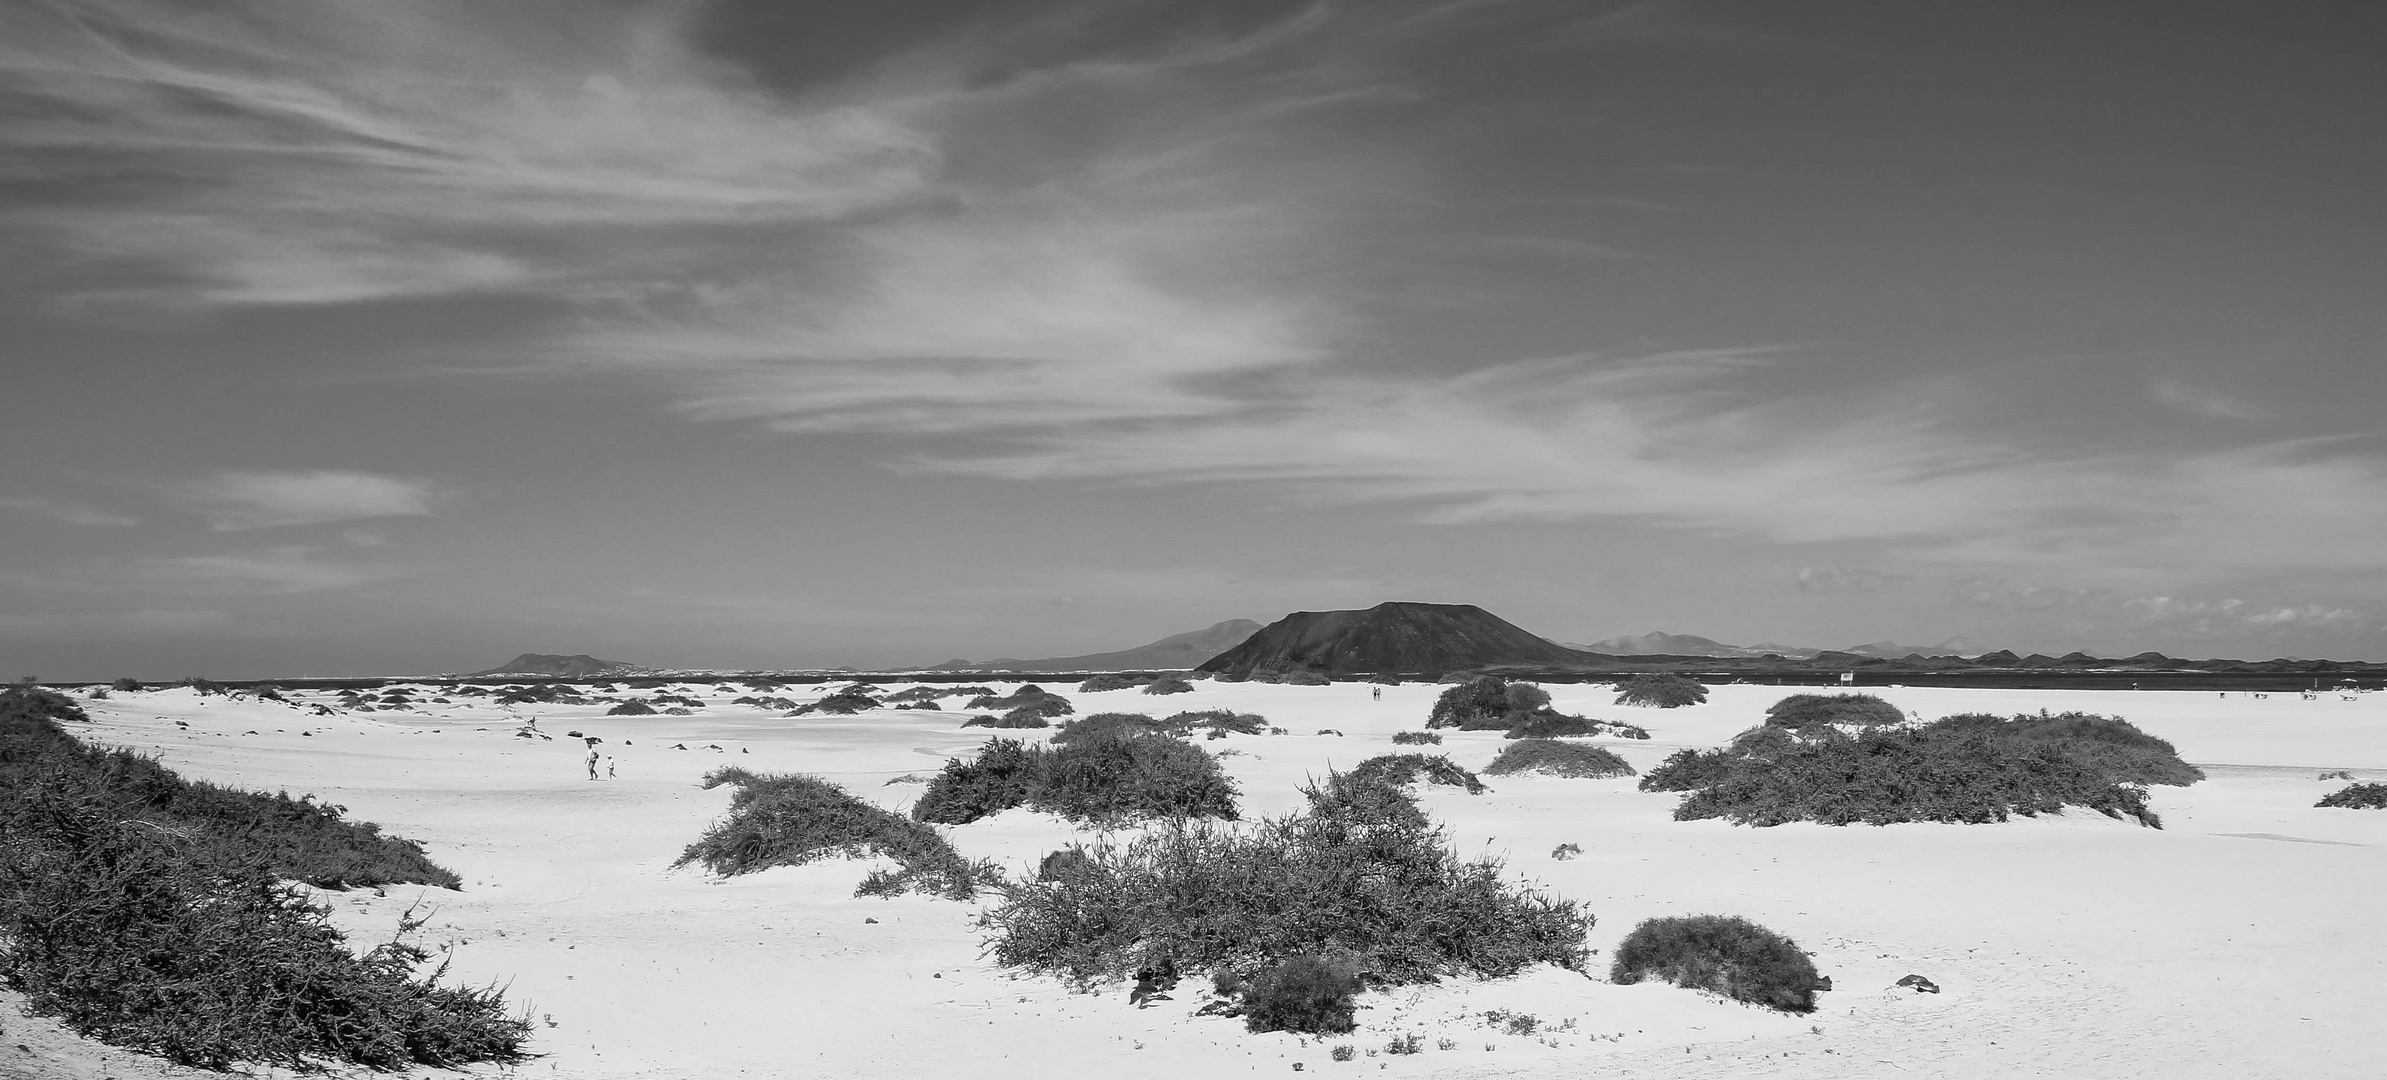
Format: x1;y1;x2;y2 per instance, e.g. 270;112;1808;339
1077;674;1141;693
947;686;996;698
1005;696;1076;721
676;768;991;899
1051;712;1165;746
1030;736;1238;822
1503;712;1600;738
179;677;227;696
1143;676;1196;696
2317;782;2387;809
1485;740;1634;779
879;687;945;704
1037;847;1094;882
1763;693;1906;730
651;693;703;707
1940;711;2203;786
983;770;1590;992
1282;671;1332;687
110;677;143;693
960;712;1049;729
1427;676;1513;729
1210;671;1246;683
1643;713;2190;827
1346;754;1487;795
1609;915;1820;1013
0;688;523;1070
1390;731;1441;745
913;739;1043;825
87;687;110;700
1160;709;1268;737
1240;953;1362;1035
1613;674;1707;708
912;735;1238;825
606;699;657;716
794;690;879;716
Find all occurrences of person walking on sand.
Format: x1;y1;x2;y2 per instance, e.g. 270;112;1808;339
606;757;616;780
586;748;600;781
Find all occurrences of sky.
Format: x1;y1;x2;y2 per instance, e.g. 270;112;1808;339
4;0;2385;679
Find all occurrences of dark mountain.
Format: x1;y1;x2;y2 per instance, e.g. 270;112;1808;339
466;653;635;678
932;619;1264;673
1197;602;1590;677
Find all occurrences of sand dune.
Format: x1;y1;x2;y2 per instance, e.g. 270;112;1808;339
15;681;2385;1079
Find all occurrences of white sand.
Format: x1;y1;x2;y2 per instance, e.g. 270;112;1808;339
17;680;2387;1079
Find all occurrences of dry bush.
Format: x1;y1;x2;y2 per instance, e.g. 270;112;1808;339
676;768;992;899
1610;915;1820;1013
1485;740;1634;779
2317;781;2387;809
1763;693;1905;730
1613;674;1707;708
1142;676;1196;696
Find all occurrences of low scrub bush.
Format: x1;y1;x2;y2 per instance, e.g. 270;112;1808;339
1485;740;1634;779
675;768;992;899
1390;731;1441;745
960;713;1049;729
794;690;880;716
1003;700;1073;723
1346;753;1487;795
606;699;657;716
1640;712;2194;827
1239;953;1362;1035
1427;676;1533;729
1763;693;1906;730
1282;671;1332;686
984;770;1590;994
1052;712;1166;746
1609;915;1820;1013
2317;782;2387;809
1613;674;1707;708
110;677;143;693
0;686;525;1070
912;735;1239;825
1142;676;1196;696
1077;674;1142;693
1160;709;1269;737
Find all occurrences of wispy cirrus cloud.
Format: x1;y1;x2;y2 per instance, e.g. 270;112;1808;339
179;470;447;530
0;496;139;527
11;544;403;595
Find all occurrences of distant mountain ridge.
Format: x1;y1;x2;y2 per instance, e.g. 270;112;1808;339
931;619;1264;673
1564;631;1993;659
1200;602;1591;676
466;653;636;678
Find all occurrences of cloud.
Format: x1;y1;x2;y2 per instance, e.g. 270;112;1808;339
179;470;445;529
2152;378;2265;420
0;496;139;527
10;544;404;595
2123;595;2374;637
1947;577;2104;611
1797;567;1910;594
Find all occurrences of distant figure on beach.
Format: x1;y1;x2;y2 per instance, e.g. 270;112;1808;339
1371;686;1381;701
606;757;616;779
586;748;600;780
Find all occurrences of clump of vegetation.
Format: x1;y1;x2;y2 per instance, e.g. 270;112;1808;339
983;769;1590;998
0;685;528;1071
1609;915;1821;1013
1613;674;1707;708
1763;693;1906;731
1238;953;1363;1035
960;713;1049;729
1485;740;1634;779
675;768;993;899
1347;753;1487;795
966;685;1056;710
1002;696;1077;722
793;689;881;716
1282;671;1332;686
606;699;657;716
912;735;1239;825
1051;712;1167;746
1640;711;2196;828
2317;782;2387;809
1142;676;1196;696
110;677;144;693
1077;674;1143;693
1390;731;1441;745
1428;676;1640;739
1161;709;1269;737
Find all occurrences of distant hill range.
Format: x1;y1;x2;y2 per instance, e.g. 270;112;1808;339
1199;602;1590;678
1565;631;1994;660
931;619;1265;673
466;653;637;678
